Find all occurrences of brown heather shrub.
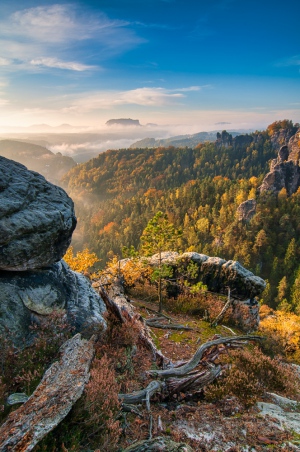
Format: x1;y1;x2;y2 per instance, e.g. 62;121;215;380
205;347;300;407
83;354;121;451
164;292;230;320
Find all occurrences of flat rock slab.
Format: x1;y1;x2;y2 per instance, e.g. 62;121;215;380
0;334;95;452
0;261;106;346
0;156;76;271
257;402;300;435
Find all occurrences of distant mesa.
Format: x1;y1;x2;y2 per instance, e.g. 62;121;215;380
106;118;141;127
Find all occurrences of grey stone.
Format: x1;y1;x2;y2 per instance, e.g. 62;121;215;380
0;261;106;346
236;199;256;222
257;402;300;435
0;156;77;271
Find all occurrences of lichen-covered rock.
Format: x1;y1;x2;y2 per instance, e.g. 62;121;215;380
236;198;256;222
0;156;77;271
0;334;95;452
0;261;106;345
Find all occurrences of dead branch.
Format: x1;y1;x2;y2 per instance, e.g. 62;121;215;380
119;380;165;407
148;335;263;378
210;287;232;327
166;365;221;394
0;334;95;452
145;319;192;331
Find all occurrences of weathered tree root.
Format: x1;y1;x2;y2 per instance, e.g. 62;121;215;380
119;381;165;409
0;334;95;452
148;335;263;378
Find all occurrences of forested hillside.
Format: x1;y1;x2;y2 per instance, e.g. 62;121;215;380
62;120;300;311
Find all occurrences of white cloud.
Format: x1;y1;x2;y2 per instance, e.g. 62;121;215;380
0;57;10;66
64;86;202;112
0;4;142;73
30;58;96;72
275;55;300;67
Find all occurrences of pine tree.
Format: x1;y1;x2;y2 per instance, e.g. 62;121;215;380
140;211;181;312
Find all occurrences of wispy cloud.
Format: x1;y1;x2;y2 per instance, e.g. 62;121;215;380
275;55;300;67
30;58;96;72
0;57;10;66
0;4;143;73
64;86;206;111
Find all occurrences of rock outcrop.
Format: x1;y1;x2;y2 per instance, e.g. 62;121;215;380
0;156;77;271
236;198;256;222
0;261;106;345
146;251;265;300
131;251;266;330
259;128;300;195
0;157;106;345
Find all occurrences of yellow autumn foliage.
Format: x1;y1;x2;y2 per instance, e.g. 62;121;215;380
64;246;100;274
259;305;300;363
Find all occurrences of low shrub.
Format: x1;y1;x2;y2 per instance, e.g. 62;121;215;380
205;347;300;407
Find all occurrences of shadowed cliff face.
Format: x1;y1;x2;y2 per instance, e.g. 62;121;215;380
259;128;300;195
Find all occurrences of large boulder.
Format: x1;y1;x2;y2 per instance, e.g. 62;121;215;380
0;156;77;271
0;261;106;346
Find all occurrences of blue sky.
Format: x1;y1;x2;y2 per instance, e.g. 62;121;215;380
0;0;299;131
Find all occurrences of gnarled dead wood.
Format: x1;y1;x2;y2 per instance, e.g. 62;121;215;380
119;380;165;409
166;365;221;394
145;319;192;331
0;334;95;452
148;335;263;378
94;279;170;366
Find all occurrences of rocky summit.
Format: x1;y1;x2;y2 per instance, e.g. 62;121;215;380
0;156;77;271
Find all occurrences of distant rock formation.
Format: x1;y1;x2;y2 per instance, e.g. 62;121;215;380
236;199;256;222
0;156;77;271
259;127;300;195
216;130;233;148
0;157;106;345
0;140;76;184
106;118;141;126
